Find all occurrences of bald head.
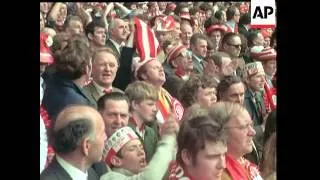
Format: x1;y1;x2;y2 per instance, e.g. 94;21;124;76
53;105;105;154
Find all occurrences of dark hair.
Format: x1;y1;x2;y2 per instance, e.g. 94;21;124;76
172;14;181;23
176;115;226;167
226;6;239;21
238;33;248;55
247;32;260;48
52;118;94;154
239;13;251;25
264;110;276;145
189;6;199;16
206;39;214;51
190;33;207;46
179;74;219;108
210;52;231;68
174;3;189;16
199;3;211;12
214;10;225;22
85;20;106;37
204;16;220;30
55;38;92;80
217;76;243;100
97;92;129;111
221;32;239;46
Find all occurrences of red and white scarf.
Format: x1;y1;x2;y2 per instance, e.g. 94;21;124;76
226;155;263;180
168;161;195;180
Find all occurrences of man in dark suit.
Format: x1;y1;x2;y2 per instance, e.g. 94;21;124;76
42;37;96;122
40;105;107;180
190;33;208;75
84;48;123;103
106;18;130;60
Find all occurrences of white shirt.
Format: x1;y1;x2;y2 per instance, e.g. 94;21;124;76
56;155;88;180
109;38;124;54
40;77;44;103
40;115;47;174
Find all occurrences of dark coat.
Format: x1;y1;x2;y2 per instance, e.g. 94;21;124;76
112;47;135;91
42;72;97;121
106;39;120;60
163;64;185;99
40;157;99;180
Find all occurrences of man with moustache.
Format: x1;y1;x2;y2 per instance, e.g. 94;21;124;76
84;48;123;103
125;81;159;162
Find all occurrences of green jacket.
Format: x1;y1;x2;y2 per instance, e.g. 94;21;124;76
128;121;158;163
100;135;176;180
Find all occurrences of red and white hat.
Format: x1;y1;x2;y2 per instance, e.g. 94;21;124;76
206;24;228;35
103;127;139;166
243;61;265;78
167;44;188;64
251;47;277;62
250;45;265;60
132;17;161;79
40;32;54;64
154;16;175;32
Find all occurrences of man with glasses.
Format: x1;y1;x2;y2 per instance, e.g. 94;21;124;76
210;102;263;180
221;32;243;76
190;33;208;75
163;44;193;98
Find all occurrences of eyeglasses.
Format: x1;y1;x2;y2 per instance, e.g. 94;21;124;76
224;122;254;131
179;50;193;59
227;43;242;49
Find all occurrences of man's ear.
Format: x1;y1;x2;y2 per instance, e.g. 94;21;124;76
181;149;192;166
171;60;178;68
131;100;139;111
110;155;122;167
88;33;94;40
80;137;92;157
140;72;148;81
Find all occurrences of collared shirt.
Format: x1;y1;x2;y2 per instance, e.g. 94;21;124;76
192;54;203;64
226;20;236;32
109;38;124;54
56;155;88;180
92;81;112;97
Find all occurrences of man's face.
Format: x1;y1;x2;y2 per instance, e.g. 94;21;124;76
92;52;118;87
220;82;245;105
68;20;84;35
192;39;207;58
233;9;241;23
209;31;222;47
156;31;172;47
264;37;271;48
91;27;106;47
100;100;129;137
134;99;158;123
117;139;146;174
263;60;276;77
196;87;217;108
246;73;265;92
184;140;227;180
40;13;45;31
172;22;181;39
253;33;264;47
223;36;242;58
173;50;193;71
40;2;50;14
88;112;107;163
180;23;193;48
142;60;166;86
206;10;212;19
110;19;129;42
225;110;256;156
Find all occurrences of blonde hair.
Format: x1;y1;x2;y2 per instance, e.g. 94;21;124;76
260;132;276;178
125;81;159;104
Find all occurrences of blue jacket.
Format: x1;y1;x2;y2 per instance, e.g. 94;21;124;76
42;72;97;121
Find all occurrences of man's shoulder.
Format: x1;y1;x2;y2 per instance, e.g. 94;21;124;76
100;171;128;180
